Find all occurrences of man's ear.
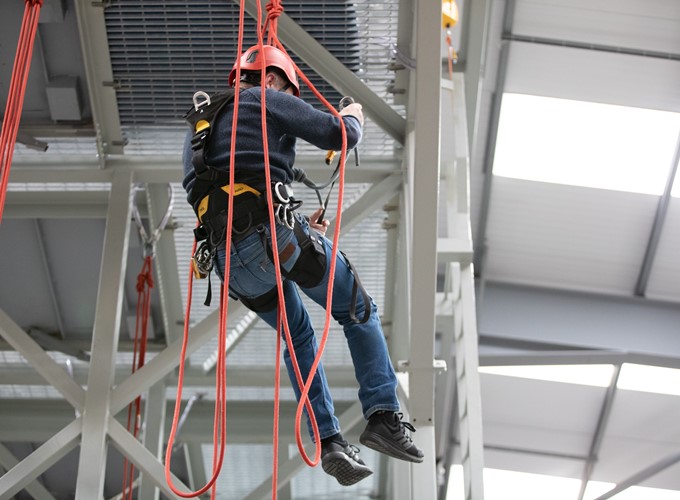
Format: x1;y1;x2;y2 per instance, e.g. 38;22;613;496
264;72;278;89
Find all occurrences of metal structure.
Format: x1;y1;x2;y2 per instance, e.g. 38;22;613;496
1;0;680;499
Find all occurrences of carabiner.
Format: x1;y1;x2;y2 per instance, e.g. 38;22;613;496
193;91;211;112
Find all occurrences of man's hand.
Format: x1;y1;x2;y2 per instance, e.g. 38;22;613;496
309;207;330;235
339;102;364;127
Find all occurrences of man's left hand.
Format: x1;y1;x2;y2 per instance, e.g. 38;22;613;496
309;208;330;235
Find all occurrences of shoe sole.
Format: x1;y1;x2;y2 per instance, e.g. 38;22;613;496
360;431;424;463
322;451;373;486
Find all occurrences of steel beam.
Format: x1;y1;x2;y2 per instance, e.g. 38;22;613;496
202;310;259;373
0;364;360;388
74;0;124;157
75;169;133;500
0;443;57;500
461;0;492;155
0;308;86;411
8;156;398;185
473;0;515;276
34;219;66;338
477;350;680;368
0;418;82;499
183;444;208;492
138;382;167;500
110;306;224;414
635;130;680;296
327;173;403;238
577;365;622;500
146;184;184;345
0;400;356;443
243;402;364;500
240;0;407;145
107;417;190;499
593;452;680;500
28;328;90;362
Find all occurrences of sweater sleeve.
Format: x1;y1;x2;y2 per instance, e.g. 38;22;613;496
263;89;363;151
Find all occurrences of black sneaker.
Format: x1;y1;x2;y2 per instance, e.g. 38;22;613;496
321;434;373;486
360;411;424;463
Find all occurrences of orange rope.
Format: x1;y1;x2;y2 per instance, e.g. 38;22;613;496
263;24;349;473
165;1;349;497
0;0;43;223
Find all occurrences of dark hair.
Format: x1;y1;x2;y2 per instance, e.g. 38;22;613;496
240;66;289;86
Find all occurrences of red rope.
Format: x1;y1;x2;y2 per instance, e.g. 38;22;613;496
0;0;43;223
121;255;154;500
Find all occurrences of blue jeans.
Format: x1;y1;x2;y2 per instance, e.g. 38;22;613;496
215;213;400;440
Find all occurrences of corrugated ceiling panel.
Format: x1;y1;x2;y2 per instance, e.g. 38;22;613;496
505;41;680;113
481;374;602;458
595;389;680;489
485;177;659;295
646;198;680;302
513;0;680;54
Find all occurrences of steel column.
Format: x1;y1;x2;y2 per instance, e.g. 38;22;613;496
406;0;444;497
75;169;133;499
455;264;485;500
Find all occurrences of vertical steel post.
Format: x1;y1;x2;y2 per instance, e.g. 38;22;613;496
75;169;133;499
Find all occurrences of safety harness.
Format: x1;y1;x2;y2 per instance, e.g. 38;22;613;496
184;89;370;322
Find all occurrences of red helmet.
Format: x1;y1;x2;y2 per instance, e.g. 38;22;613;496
228;45;300;96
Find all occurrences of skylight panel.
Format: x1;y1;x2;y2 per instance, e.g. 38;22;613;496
479;364;615;387
448;467;680;500
493;94;680;195
617;363;680;396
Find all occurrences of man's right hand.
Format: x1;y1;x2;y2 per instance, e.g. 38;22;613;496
339;103;364;127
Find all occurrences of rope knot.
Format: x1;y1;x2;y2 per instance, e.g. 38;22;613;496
265;1;283;20
136;271;154;292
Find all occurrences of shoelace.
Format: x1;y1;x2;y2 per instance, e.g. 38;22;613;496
395;412;417;444
346;444;362;460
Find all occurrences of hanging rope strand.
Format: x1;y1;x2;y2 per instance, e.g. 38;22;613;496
0;0;43;223
121;255;154;500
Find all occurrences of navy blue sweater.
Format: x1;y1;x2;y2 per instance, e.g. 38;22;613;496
182;87;362;197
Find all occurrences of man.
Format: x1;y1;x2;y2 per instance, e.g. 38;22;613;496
182;44;423;486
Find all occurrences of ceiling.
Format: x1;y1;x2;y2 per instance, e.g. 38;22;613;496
1;0;680;499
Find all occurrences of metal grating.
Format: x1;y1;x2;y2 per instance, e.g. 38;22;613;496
104;1;360;124
104;0;402;156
